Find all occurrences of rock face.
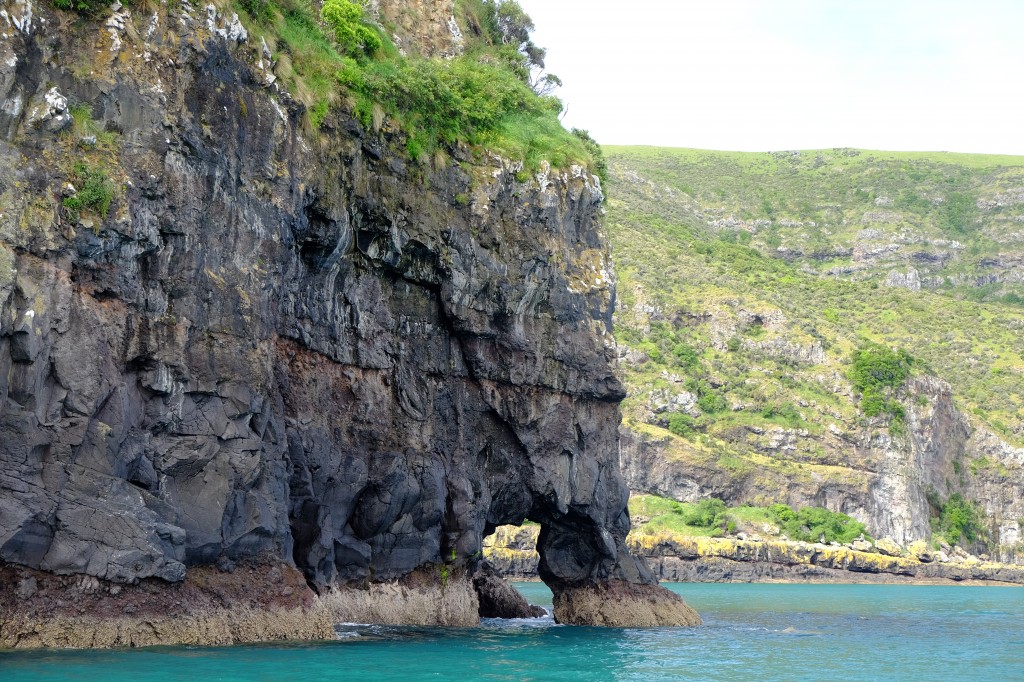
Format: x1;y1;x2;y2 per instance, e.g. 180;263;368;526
372;0;463;58
0;561;336;649
473;561;545;619
0;0;693;638
621;376;1024;553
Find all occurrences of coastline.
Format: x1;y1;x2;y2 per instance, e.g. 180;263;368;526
508;574;1021;586
485;525;1024;587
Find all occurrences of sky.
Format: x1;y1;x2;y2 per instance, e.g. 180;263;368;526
515;0;1024;155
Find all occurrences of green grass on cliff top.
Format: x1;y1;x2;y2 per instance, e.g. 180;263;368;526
225;0;593;172
605;146;1024;461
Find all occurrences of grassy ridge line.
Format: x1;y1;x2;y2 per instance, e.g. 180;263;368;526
603;146;1024;169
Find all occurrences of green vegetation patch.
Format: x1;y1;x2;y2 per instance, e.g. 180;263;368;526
630;495;728;537
63;161;115;222
630;494;869;543
50;0;112;17
848;343;914;423
337;55;577;165
234;0;596;173
768;503;870;544
927;490;986;546
320;0;381;57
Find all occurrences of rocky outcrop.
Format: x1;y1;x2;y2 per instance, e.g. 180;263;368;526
372;0;463;58
482;524;541;578
0;0;693;642
621;376;1024;553
552;580;701;627
473;561;545;618
634;535;1024;585
321;569;479;626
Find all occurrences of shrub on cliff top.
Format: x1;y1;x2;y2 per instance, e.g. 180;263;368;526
338;56;537;148
234;0;595;173
335;52;587;166
320;0;381;58
848;343;913;423
571;128;607;183
849;343;913;392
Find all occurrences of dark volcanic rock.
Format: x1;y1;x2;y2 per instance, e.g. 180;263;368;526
473;561;545;619
0;1;689;630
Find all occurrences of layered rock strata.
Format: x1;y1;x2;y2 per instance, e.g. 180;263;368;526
0;0;694;643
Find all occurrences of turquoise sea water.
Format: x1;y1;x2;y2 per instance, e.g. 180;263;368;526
3;583;1023;681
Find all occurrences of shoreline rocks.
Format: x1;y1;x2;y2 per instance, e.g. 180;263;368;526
0;560;334;649
322;569;480;627
551;580;701;627
635;535;1024;585
484;525;1024;586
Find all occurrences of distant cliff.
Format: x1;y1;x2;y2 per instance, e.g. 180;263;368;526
603;146;1024;559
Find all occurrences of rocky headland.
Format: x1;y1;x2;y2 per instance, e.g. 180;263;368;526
0;0;697;647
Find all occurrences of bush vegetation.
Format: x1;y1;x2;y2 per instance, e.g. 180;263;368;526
320;0;381;57
848;343;913;423
50;0;111;17
63;161;115;221
768;503;870;544
633;496;729;536
230;0;596;173
684;498;727;527
629;494;870;544
927;490;986;546
667;413;695;437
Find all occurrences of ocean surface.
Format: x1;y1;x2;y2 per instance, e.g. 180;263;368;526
3;582;1023;681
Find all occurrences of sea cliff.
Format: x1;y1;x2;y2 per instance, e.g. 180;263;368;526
0;0;696;647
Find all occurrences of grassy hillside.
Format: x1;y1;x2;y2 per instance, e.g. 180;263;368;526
604;146;1024;473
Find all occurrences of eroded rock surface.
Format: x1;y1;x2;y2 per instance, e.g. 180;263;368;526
0;0;692;637
472;561;545;619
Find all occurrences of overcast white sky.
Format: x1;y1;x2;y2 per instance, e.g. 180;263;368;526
516;0;1024;155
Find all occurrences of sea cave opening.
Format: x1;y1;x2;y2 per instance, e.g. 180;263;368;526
476;519;547;619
